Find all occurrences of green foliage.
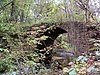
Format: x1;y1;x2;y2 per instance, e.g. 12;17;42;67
0;0;100;74
0;58;17;72
56;34;74;51
0;48;9;53
0;47;17;72
0;23;16;33
0;23;21;73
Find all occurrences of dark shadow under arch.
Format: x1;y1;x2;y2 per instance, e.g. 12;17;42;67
36;27;67;50
35;27;67;68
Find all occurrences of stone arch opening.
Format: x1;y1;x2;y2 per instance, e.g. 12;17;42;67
36;26;67;50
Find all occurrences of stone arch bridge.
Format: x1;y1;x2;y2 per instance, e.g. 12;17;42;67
21;21;100;68
25;21;100;55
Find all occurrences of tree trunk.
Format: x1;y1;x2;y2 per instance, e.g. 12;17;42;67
10;0;15;21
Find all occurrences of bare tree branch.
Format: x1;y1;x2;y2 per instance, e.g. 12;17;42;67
0;1;13;10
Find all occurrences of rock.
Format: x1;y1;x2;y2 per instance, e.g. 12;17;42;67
77;56;88;62
67;68;77;75
87;66;95;72
55;52;74;57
